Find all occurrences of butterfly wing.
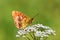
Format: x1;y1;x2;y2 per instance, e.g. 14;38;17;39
12;11;30;29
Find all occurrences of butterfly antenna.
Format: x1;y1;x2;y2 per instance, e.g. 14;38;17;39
30;13;39;22
27;13;39;24
32;13;39;19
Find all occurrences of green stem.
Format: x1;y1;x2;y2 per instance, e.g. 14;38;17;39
33;32;36;40
26;35;30;40
29;32;34;39
38;37;40;40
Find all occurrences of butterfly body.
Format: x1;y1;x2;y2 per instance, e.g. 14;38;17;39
12;11;34;29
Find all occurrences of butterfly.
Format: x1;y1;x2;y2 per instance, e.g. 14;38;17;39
12;11;34;29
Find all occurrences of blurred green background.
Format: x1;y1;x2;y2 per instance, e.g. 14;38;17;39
0;0;60;40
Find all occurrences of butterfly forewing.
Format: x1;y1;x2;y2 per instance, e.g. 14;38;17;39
12;11;32;29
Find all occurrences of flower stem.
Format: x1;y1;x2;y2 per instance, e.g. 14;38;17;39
33;32;36;40
29;33;34;39
25;35;30;40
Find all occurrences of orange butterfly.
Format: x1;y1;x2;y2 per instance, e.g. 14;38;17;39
12;11;34;29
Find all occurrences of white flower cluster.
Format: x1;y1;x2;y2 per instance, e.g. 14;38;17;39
16;24;56;40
